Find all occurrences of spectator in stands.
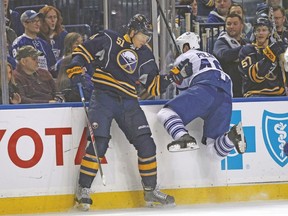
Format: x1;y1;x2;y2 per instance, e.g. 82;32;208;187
213;13;249;97
273;6;288;45
56;32;93;102
39;5;68;61
56;32;83;73
11;10;57;78
207;0;232;23
177;0;204;33
6;26;17;69
267;0;282;7
0;61;21;104
238;16;286;97
4;0;24;36
14;45;61;104
228;3;253;41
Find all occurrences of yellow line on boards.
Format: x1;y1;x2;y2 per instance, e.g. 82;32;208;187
1;184;288;215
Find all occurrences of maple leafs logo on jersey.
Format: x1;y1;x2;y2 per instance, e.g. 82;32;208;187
117;49;138;74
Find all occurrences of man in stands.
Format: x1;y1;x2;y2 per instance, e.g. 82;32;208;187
14;45;62;103
213;13;249;97
11;10;56;76
207;0;232;23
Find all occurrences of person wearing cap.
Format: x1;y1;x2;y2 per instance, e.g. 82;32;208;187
13;45;60;104
238;16;287;97
11;10;57;78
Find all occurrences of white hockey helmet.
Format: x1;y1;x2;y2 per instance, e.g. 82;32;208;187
176;32;201;53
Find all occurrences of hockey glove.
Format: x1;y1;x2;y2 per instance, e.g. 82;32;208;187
71;73;94;100
263;41;285;63
169;59;191;85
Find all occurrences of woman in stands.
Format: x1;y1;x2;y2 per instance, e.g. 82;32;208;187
39;5;68;62
56;32;93;102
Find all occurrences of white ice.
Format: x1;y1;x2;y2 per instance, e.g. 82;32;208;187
19;200;288;216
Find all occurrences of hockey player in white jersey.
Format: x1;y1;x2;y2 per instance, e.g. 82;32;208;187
157;32;247;158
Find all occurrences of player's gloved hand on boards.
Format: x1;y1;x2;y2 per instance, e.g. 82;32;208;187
263;41;285;62
169;58;191;85
71;73;94;100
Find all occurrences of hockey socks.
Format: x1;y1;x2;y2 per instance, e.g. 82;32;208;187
157;107;187;140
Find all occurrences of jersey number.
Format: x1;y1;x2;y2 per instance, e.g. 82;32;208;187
199;59;222;70
116;37;125;47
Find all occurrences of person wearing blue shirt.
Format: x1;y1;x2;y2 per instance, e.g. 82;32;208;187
4;0;24;36
39;6;68;62
207;0;232;23
11;10;57;77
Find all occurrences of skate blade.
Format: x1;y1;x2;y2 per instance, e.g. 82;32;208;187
146;201;176;208
168;145;200;152
75;202;90;211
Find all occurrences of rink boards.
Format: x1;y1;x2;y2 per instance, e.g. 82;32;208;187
0;98;287;215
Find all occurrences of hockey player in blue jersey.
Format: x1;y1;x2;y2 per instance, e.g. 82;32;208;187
66;14;190;211
157;32;247;158
238;16;287;97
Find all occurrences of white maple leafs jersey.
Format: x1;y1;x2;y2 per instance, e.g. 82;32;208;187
174;49;231;93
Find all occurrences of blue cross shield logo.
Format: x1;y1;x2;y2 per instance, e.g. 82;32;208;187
262;110;288;167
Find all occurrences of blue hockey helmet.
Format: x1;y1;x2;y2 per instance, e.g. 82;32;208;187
127;14;153;36
253;14;272;30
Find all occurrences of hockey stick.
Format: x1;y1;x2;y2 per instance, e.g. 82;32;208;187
77;83;106;186
155;0;181;55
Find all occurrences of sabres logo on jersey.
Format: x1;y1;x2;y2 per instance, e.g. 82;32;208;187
117;49;138;74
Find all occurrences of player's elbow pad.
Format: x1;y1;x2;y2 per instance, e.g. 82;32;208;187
67;66;84;78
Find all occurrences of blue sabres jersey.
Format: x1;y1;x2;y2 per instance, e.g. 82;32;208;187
11;34;56;72
69;30;170;98
239;43;286;97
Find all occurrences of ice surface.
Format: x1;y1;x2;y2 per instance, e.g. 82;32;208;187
18;200;288;216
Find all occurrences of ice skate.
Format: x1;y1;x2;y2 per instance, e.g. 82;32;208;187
75;185;93;211
144;187;175;207
227;122;247;154
167;134;199;152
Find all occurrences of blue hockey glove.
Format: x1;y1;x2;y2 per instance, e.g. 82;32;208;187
71;73;94;100
263;41;285;62
169;59;191;85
